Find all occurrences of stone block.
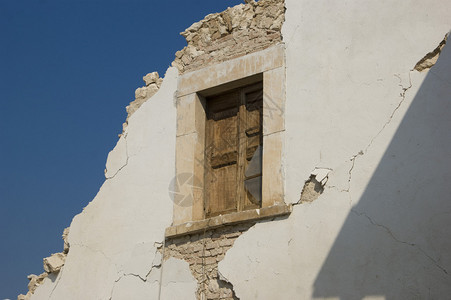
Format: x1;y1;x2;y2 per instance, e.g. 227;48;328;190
205;257;216;265
62;227;70;254
263;67;285;135
206;241;219;250
262;131;285;206
43;253;66;273
143;72;160;86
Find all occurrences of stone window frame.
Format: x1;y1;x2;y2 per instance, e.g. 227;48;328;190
166;44;291;238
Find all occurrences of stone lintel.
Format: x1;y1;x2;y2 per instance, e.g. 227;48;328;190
177;44;285;98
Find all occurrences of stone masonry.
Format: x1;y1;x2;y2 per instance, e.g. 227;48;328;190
122;71;164;132
172;0;285;74
164;223;255;300
18;1;286;299
121;0;285;133
163;2;285;297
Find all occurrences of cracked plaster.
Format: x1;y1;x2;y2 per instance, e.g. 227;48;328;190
219;0;451;299
27;67;196;300
110;258;196;300
25;0;451;299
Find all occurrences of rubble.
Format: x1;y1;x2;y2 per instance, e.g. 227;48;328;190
43;252;66;273
18;228;69;299
17;273;48;300
122;71;164;133
62;227;70;254
172;0;285;73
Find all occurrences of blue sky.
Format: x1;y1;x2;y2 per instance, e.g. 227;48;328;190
0;1;242;298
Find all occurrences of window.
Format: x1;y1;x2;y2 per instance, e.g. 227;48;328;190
204;83;263;217
167;45;289;237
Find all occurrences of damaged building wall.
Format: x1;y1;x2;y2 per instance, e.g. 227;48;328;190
219;0;451;299
21;1;288;299
164;223;254;300
24;0;451;299
23;67;199;300
172;0;284;73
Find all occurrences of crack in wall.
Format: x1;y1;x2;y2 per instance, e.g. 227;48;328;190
351;209;449;276
332;70;450;275
351;209;415;246
47;269;63;300
109;245;163;300
298;69;414;206
71;243;120;271
164;223;254;300
364;72;412;155
416;247;449;276
121;247;162;283
345;152;362;193
337;71;413;207
105;134;129;180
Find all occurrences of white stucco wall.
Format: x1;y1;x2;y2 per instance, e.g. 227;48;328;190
30;67;197;300
29;1;451;299
219;1;451;299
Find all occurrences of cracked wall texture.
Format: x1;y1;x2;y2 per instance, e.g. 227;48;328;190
25;0;451;299
26;67;198;300
218;0;451;299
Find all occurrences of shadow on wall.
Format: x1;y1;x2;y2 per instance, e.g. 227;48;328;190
313;43;451;299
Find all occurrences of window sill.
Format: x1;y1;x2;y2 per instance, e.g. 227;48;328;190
165;204;292;238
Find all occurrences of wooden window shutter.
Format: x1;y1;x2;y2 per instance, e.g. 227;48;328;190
205;83;263;218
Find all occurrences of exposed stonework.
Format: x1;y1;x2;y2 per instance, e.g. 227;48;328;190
299;175;324;203
298;168;330;204
122;71;164;132
164;223;255;300
17;273;48;300
172;0;285;74
14;0;451;299
414;33;448;72
62;227;70;254
43;252;66;273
